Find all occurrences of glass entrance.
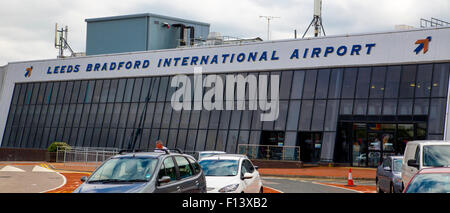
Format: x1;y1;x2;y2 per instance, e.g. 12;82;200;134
339;122;426;167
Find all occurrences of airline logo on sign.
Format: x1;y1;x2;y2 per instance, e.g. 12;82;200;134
24;66;33;78
414;36;432;54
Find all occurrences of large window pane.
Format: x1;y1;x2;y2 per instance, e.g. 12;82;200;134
123;79;135;102
414;98;429;115
100;80;110;103
398;99;413;115
274;101;288;130
280;71;293;100
70;81;81;103
205;130;217;150
226;130;239;153
341;68;357;98
311;100;326;131
431;63;450;97
367;99;382;115
315;69;330;99
353;99;367;115
370;66;386;98
286;100;301;131
428;98;446;134
355;67;371;98
399;65;416;98
328;68;343;99
132;78;143;102
324;100;339;131
158;77;169;102
108;79;118;102
415;64;433;98
302;70;317;99
56;82;66;104
384;66;401;98
291;71;305;99
298;100;313;131
382;99;397;115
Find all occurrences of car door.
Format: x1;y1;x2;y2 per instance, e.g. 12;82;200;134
380;158;391;192
154;156;181;193
174;156;198;193
240;159;258;193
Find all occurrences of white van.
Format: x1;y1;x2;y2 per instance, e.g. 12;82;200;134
401;140;450;189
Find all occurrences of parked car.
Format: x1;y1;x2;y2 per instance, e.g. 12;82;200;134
403;167;450;193
193;151;226;160
401;140;450;189
376;156;403;193
73;149;206;193
198;154;263;193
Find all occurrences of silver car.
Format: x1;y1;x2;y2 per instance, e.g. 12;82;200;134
376;156;403;193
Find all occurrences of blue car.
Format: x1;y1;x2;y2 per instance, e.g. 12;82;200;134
73;150;206;193
376;156;403;193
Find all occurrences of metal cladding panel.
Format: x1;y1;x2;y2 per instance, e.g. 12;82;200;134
86;17;148;55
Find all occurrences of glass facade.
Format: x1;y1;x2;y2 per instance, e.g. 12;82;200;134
2;63;449;166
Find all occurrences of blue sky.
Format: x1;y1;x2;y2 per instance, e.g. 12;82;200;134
0;0;449;66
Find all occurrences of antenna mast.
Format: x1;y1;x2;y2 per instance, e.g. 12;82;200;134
54;23;75;58
302;0;326;38
259;16;280;40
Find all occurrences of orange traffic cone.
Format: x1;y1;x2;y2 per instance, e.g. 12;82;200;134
345;168;356;187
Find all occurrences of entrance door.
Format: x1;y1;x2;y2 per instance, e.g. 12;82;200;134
298;132;322;163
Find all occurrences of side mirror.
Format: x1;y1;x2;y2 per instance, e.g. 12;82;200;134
407;159;419;168
80;176;88;182
243;173;254;180
383;166;391;171
254;166;259;170
158;176;171;184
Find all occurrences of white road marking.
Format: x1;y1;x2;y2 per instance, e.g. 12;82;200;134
32;166;55;173
0;165;26;172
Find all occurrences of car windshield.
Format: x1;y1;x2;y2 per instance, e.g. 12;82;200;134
88;157;158;183
423;145;450;167
393;158;403;172
199;159;239;176
405;173;450;193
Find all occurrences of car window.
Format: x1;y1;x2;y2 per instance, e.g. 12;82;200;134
175;156;194;179
243;160;255;173
158;157;177;183
405;173;450;193
199;160;239;176
393;158;402;172
88;157;158;183
382;158;390;168
414;146;421;164
423;145;450;167
187;157;201;175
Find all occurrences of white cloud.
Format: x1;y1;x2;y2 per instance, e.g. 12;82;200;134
0;0;449;66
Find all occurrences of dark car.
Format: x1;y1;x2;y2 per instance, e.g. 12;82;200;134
376;156;403;193
403;167;450;193
73;149;206;193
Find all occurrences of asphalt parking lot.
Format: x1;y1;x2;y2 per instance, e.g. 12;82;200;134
0;163;65;193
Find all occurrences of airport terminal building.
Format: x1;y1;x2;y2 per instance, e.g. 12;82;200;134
0;14;449;167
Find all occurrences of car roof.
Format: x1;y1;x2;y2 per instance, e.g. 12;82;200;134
113;151;189;159
407;140;450;146
417;167;450;174
199;154;248;161
198;151;226;154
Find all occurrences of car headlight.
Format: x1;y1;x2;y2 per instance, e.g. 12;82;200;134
218;184;240;193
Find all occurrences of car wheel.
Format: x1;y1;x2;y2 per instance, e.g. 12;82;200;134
376;179;383;193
